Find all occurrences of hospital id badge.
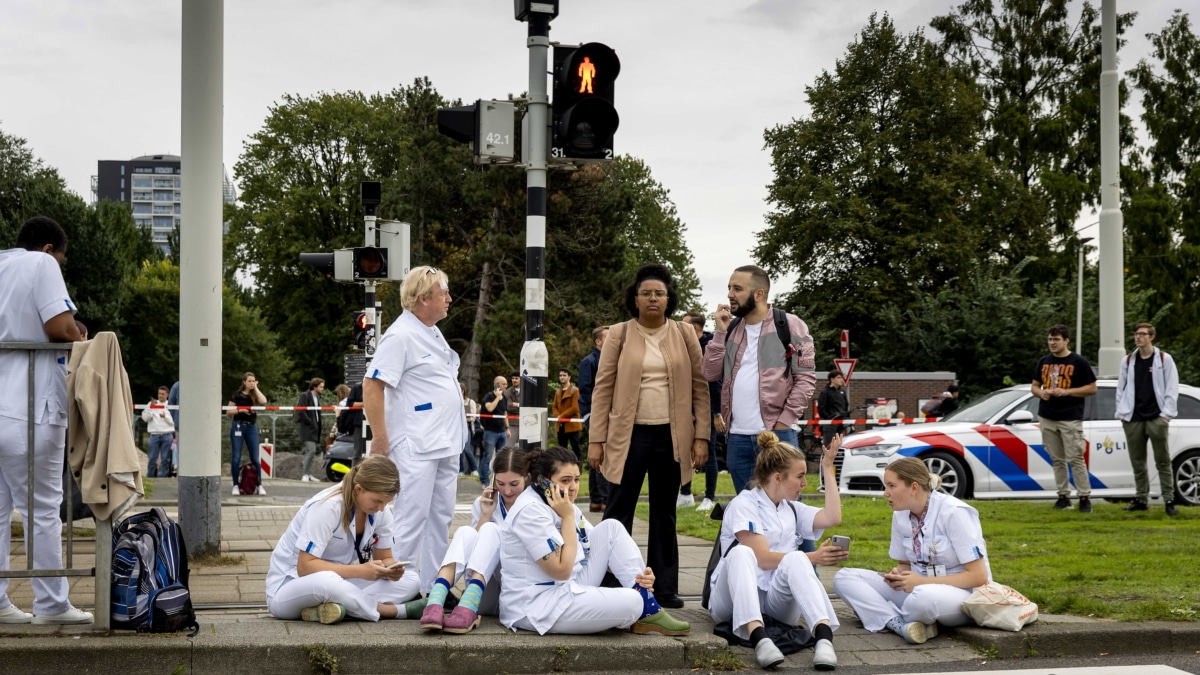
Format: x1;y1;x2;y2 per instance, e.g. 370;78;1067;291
930;564;946;577
234;429;243;437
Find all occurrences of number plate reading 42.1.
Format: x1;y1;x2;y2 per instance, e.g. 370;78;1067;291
485;133;511;147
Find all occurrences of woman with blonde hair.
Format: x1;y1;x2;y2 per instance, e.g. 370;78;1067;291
265;456;423;624
707;431;847;670
832;457;991;644
588;263;710;608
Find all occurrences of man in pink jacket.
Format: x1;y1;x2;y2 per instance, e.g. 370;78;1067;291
702;265;817;494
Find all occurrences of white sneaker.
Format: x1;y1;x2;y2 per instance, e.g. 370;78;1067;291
754;637;785;669
0;604;32;624
813;638;837;670
31;606;93;625
256;485;266;496
302;474;312;482
901;620;931;644
696;498;715;512
232;484;241;496
676;494;695;508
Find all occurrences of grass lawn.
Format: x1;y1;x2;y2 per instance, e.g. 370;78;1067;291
627;473;1200;622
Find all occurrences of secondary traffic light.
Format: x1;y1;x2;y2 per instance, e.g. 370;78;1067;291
353;312;372;350
552;43;620;161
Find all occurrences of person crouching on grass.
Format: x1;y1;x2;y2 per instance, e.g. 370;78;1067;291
421;446;527;633
832;456;991;644
265;456;423;624
707;431;847;670
497;446;690;636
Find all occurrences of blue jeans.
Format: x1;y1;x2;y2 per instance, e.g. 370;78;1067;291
147;433;173;477
230;421;261;483
480;430;507;486
460;439;479;477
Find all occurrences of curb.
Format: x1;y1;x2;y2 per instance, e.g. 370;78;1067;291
951;620;1200;658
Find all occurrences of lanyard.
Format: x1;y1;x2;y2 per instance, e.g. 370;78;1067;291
350;508;368;564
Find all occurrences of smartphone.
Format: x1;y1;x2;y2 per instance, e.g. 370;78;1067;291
385;560;410;569
830;535;851;551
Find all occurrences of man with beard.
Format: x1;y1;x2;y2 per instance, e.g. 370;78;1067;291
701;265;817;493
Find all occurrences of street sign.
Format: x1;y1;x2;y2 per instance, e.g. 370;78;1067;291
834;358;858;384
840;330;850;359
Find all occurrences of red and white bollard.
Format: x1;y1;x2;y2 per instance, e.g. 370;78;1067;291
259;441;274;480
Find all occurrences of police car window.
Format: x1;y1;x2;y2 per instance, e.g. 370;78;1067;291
939;389;1028;424
1178;395;1200;420
1003;395;1040;421
1089;387;1117;421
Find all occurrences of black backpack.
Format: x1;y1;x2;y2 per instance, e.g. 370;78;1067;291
727;308;797;369
111;507;199;635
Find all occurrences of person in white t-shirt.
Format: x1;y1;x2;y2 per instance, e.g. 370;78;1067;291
498;446;690;636
833;457;991;645
707;431;846;670
265;456;422;623
141;385;175;477
362;266;468;596
420;446;526;633
0;216;91;625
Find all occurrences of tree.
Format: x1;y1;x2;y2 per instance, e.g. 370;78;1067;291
756;14;1040;363
931;0;1137;253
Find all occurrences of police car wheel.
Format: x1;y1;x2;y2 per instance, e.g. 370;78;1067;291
922;451;968;499
1173;450;1200;507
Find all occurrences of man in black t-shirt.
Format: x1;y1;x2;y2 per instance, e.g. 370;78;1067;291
1031;324;1098;512
479;375;509;482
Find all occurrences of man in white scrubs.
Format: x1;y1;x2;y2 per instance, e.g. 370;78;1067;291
363;266;467;595
0;216;92;624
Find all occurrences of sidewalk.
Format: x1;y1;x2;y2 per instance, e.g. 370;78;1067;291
3;476;1199;674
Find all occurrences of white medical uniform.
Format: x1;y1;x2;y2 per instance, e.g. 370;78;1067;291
707;487;839;640
832;490;991;631
368;310;468;594
266;486;420;621
0;249;76;616
438;495;511;615
498;487;646;635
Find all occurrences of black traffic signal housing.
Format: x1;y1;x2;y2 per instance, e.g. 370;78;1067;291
353;247;388;279
353;312;372;350
552;43;620;161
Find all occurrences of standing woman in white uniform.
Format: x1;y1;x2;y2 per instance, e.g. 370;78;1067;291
420;446;526;633
498;446;691;636
707;431;847;671
833;457;991;644
266;456;422;623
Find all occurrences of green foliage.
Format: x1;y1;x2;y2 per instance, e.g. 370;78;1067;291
303;644;339;675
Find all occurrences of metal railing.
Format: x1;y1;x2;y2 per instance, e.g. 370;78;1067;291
0;342;111;630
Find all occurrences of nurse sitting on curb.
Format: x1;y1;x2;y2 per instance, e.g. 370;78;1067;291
498;446;690;636
833;456;991;644
265;456;423;624
707;431;847;671
421;446;527;633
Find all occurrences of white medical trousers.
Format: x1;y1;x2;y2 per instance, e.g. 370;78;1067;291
442;522;502;615
267;570;420;622
0;418;70;616
389;444;458;594
832;567;973;632
708;546;840;640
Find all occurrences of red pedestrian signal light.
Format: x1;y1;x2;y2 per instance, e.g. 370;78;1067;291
353;312;372;350
552;43;620;161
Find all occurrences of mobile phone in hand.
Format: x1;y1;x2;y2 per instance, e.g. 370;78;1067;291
385;560;410;570
830;535;851;551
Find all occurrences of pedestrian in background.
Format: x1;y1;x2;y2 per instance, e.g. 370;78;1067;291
460;381;481;480
1031;324;1097;512
479;375;509;485
553;369;583;462
503;370;522;440
296;377;325;483
677;311;721;512
141;385;175;478
578;326;611;513
818;370;849;447
588;263;710;609
1116;322;1180;516
228;372;267;495
168;380;181;476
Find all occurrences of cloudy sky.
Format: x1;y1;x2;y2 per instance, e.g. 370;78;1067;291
0;0;1185;314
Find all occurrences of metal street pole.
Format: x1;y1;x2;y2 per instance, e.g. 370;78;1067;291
179;0;223;556
1098;0;1124;376
519;11;552;449
1077;237;1093;355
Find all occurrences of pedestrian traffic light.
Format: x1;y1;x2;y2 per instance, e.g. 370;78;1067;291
551;42;620;161
353;312;372;350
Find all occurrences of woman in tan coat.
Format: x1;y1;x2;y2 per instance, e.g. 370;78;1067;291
588;263;710;608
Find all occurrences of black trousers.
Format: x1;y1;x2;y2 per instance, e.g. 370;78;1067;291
602;424;680;597
557;428;582;462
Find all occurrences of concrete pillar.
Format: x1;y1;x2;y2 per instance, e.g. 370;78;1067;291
1097;0;1124;377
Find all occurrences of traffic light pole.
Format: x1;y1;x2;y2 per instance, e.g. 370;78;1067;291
519;14;552;449
359;204;380;462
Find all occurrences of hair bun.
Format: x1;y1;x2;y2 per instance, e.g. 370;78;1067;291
756;430;779;450
928;474;943;492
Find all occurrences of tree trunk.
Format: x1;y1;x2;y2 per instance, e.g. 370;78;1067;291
417;204;426;257
461;206;501;399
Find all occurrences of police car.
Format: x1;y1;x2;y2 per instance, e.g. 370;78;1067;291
835;381;1200;505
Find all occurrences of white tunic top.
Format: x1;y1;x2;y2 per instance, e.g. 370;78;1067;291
0;249;76;428
368;310;466;459
265;486;396;598
716;487;825;591
497;487;594;634
889;490;991;581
